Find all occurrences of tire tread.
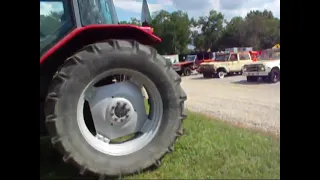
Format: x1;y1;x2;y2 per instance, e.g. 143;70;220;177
44;39;187;177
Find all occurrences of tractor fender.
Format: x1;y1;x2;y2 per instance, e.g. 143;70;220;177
40;24;161;65
40;24;161;99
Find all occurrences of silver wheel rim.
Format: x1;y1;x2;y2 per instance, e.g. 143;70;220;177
77;69;163;156
218;71;224;78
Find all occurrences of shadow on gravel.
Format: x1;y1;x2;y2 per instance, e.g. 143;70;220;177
189;76;240;80
232;80;270;85
188;76;212;80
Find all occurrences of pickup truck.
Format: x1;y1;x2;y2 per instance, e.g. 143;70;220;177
199;52;252;78
243;48;280;83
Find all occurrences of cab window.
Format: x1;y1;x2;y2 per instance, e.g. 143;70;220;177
78;0;118;25
229;54;238;61
40;0;74;56
239;53;250;60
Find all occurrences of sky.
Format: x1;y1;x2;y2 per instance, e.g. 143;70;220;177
40;0;280;21
115;0;280;21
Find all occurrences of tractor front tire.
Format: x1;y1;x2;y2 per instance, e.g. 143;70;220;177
44;40;187;178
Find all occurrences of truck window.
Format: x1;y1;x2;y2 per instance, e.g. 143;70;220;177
215;54;229;61
230;54;237;61
239;53;250;60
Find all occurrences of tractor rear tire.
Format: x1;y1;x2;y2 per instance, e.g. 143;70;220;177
44;40;187;178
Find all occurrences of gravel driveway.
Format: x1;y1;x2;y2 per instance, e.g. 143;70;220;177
181;74;280;134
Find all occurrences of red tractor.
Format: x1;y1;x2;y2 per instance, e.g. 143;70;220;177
173;52;213;76
40;0;187;178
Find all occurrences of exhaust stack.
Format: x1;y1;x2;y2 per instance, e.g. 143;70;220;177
141;0;152;27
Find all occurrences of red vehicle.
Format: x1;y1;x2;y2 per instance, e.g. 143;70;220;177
40;0;187;178
197;52;228;73
249;51;259;62
173;52;213;76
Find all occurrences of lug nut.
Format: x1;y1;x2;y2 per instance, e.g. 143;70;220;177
110;113;114;116
117;102;120;106
97;134;103;140
111;106;115;109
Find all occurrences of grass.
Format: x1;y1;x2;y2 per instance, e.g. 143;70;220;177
40;111;280;179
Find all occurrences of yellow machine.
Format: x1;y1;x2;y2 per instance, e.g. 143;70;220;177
272;44;280;49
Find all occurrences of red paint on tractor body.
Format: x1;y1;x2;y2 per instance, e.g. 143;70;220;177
40;24;161;64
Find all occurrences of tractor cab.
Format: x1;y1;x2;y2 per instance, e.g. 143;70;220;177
40;0;154;58
40;0;119;56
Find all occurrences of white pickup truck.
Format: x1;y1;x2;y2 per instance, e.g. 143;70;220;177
243;48;280;83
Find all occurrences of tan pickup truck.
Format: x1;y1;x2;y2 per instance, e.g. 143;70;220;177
199;52;252;78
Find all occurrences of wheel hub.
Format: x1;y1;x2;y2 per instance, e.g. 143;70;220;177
218;72;224;78
108;98;133;126
273;73;278;81
77;70;163;156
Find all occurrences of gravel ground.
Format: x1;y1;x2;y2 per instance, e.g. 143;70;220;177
181;74;280;134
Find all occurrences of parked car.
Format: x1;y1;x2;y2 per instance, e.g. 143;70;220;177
199;51;253;78
243;48;280;83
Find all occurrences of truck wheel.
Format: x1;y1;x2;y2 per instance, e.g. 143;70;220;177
203;72;212;78
247;76;258;82
183;67;192;76
217;70;226;79
45;40;187;178
268;68;280;83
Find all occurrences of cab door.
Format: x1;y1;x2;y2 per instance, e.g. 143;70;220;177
238;53;252;70
229;53;239;72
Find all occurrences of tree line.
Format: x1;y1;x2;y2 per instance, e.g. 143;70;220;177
121;9;280;55
41;8;280;55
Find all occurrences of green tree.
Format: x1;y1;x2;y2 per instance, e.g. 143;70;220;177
119;17;141;25
152;10;191;54
218;16;245;50
191;10;225;51
241;10;280;49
